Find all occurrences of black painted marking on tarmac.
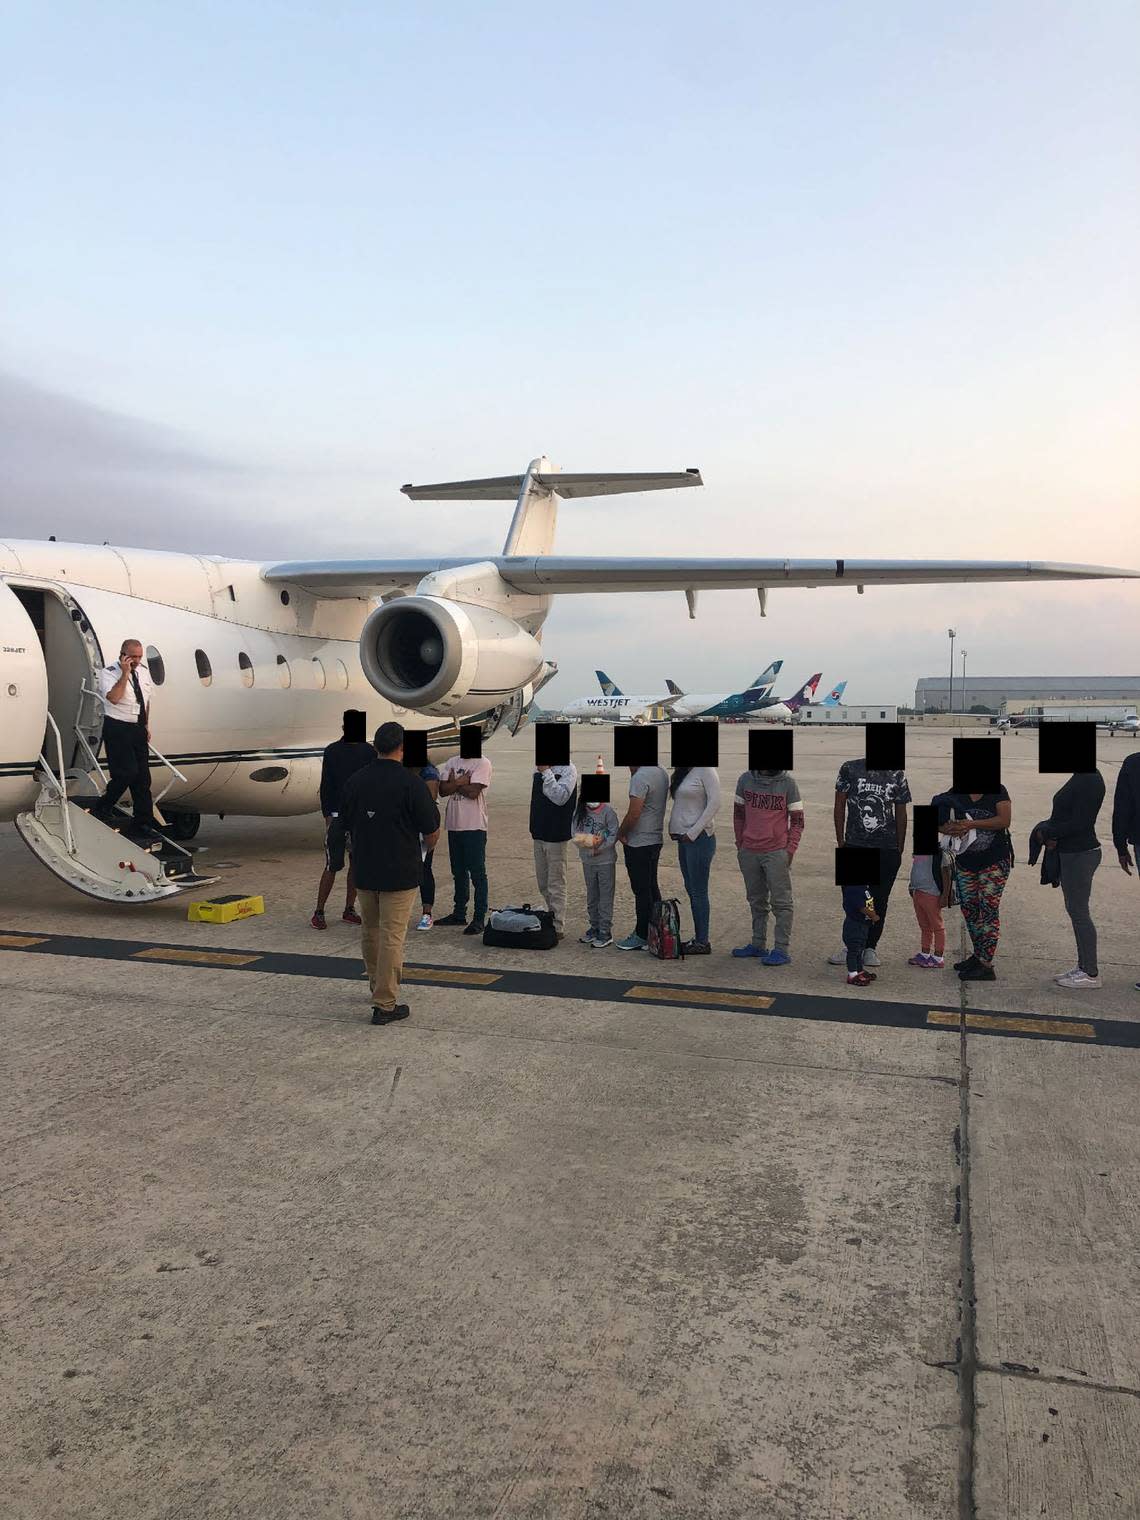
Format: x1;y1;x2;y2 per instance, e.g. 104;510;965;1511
3;927;1139;1049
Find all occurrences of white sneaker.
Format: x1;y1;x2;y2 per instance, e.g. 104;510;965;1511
863;948;881;967
1055;969;1101;988
416;913;433;931
827;950;847;965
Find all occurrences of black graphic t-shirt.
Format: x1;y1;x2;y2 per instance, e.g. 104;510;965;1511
936;787;1012;869
835;760;911;850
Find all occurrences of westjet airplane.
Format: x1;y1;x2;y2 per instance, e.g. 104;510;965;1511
665;667;820;720
597;661;782;711
2;454;1136;903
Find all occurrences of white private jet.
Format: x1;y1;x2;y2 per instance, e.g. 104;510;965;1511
2;454;1137;903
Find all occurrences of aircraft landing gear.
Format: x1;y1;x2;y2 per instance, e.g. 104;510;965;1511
163;810;201;841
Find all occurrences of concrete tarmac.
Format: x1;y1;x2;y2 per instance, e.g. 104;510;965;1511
2;725;1138;1518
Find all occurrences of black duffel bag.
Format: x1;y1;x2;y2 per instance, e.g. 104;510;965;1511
481;903;558;950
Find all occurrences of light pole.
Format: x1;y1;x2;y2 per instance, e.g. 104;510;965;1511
961;649;968;713
947;628;956;713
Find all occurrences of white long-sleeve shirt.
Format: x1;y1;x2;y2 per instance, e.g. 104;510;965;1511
537;763;578;806
668;767;721;841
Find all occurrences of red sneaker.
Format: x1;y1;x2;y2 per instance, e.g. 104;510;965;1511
311;910;327;930
342;908;362;925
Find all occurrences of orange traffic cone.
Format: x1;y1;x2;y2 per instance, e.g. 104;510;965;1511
595;754;606;774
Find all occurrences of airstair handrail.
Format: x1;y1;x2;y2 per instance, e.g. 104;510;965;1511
39;711;76;856
81;681;188;799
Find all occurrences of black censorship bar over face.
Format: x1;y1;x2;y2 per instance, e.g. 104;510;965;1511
534;722;571;766
459;726;483;759
402;728;429;768
952;737;1001;793
580;772;610;803
1038;722;1097;775
749;728;793;772
614;725;658;767
670;721;718;768
836;846;883;887
865;722;905;771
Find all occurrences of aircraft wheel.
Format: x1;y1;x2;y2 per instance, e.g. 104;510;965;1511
164;810;201;841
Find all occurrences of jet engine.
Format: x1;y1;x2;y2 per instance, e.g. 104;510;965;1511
358;596;545;717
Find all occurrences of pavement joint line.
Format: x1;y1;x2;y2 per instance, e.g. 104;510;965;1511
3;927;1139;1050
976;1361;1140;1401
955;1002;979;1520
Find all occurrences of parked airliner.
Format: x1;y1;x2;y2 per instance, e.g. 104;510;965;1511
2;454;1136;902
665;670;821;720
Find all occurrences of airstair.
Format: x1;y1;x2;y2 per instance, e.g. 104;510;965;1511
14;699;220;904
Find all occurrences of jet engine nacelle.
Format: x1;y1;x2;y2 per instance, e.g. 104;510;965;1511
359;595;545;717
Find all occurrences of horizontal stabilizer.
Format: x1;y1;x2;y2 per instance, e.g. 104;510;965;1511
403;470;702;502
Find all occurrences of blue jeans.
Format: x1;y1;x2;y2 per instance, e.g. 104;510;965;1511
677;832;717;944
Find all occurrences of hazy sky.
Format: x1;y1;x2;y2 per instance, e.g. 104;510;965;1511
3;1;1138;704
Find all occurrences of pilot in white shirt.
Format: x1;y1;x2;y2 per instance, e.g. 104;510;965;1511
96;638;156;829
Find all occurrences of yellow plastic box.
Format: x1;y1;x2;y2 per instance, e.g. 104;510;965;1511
187;894;265;924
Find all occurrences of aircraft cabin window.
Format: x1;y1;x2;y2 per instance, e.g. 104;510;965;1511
195;650;212;687
238;652;254;688
312;657;326;690
146;645;166;686
333;659;349;691
277;655;291;689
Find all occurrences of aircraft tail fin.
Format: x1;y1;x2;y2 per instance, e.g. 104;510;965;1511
820;680;848;707
783;673;823;712
596;670;624;697
402;458;702;559
749;659;783;691
665;678;684;696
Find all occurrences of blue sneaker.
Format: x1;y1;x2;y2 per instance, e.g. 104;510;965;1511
616;933;647;951
762;948;791;966
732;943;765;958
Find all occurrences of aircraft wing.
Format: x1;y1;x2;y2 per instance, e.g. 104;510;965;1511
261;555;1140;599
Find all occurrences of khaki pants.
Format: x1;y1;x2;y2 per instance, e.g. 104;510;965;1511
358;887;419;1012
532;839;568;933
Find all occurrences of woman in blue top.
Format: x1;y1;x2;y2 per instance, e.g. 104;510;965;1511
416;763;440;930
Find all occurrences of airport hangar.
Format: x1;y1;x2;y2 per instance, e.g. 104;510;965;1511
914;674;1140;713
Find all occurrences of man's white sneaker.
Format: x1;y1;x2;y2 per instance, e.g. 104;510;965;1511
863;948;881;967
1055;969;1101;988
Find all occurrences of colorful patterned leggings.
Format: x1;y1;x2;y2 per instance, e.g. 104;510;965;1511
954;859;1011;965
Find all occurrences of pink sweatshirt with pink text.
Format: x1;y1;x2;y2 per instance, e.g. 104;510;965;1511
733;771;805;855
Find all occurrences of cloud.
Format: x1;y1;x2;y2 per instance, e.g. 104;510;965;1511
0;370;491;562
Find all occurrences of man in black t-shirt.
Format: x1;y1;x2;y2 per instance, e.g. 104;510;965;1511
339;722;440;1025
827;758;911;966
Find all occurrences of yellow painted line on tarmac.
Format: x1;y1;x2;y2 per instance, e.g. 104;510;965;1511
926;1009;1096;1040
401;967;502;987
132;947;264;968
625;984;776;1011
0;933;50;948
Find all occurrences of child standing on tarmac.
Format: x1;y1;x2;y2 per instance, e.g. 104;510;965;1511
908;846;951;967
842;885;880;986
573;790;619;948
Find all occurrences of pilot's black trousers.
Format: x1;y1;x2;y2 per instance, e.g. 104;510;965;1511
101;717;155;825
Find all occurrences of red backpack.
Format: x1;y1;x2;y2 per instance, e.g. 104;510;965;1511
648;899;684;960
